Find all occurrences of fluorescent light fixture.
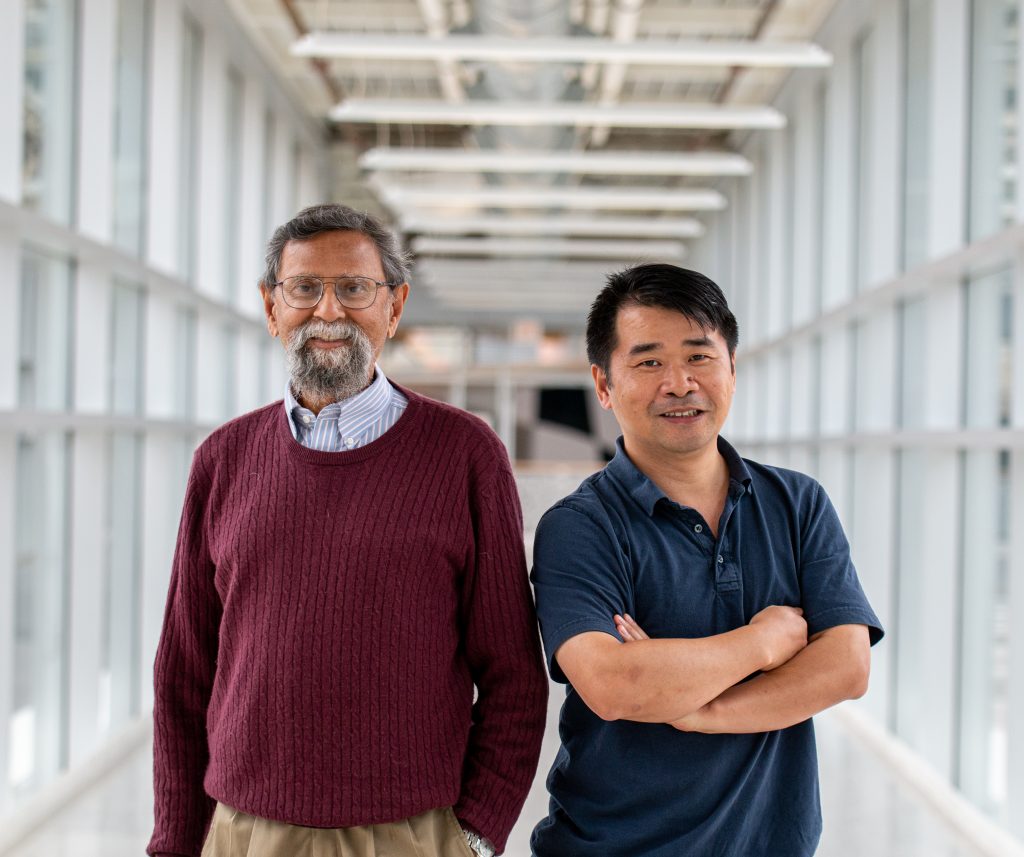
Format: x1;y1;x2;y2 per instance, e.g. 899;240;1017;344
359;147;753;176
412;236;686;259
380;185;726;211
431;293;598;311
416;260;625;289
330;100;786;130
294;33;832;68
418;259;620;277
400;215;705;238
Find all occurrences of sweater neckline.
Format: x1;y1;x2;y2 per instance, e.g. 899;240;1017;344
276;382;424;466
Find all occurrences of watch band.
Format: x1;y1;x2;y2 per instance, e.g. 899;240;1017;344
463;828;496;857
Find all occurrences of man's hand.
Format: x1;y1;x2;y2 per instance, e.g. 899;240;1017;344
748;605;807;669
615;612;868;734
616;606;807;670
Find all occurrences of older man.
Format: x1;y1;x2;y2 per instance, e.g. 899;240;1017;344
530;263;883;856
148;204;548;857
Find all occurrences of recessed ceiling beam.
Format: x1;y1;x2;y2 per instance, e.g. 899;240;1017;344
294;33;832;67
330;100;786;129
360;147;753;176
411;236;686;259
400;214;705;238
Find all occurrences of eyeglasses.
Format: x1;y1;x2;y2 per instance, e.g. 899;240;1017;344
272;275;398;310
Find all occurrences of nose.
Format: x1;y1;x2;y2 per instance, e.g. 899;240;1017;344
312;282;348;322
661;363;698;397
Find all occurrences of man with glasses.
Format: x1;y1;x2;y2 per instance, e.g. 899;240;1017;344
148;204;548;857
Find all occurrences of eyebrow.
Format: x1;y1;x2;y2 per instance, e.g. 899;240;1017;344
627;336;715;356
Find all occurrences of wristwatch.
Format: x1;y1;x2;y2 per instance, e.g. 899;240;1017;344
463;829;496;857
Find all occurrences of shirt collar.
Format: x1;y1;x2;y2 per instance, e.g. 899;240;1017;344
607;435;754;517
284;365;393;436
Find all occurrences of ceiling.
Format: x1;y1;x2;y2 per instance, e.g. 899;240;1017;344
227;0;837;329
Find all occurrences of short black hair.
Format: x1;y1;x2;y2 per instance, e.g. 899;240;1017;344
586;263;739;377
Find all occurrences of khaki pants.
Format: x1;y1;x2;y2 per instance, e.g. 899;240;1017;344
201;802;477;857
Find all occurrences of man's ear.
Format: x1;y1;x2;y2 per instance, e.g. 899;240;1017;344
591;363;613;411
259;281;279;338
387;282;410;338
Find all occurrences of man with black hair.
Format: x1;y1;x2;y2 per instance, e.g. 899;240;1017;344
530;263;883;857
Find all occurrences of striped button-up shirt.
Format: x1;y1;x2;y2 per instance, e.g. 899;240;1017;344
284;367;408;452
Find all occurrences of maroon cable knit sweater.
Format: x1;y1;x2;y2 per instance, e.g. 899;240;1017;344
147;388;548;857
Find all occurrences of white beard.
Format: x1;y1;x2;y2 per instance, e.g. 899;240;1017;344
284;318;375;403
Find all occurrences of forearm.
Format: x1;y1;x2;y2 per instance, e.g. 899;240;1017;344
561;624;773;723
677;626;870;734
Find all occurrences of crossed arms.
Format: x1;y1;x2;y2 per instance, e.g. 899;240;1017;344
555;607;870;733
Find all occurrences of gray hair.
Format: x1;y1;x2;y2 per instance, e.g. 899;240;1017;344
262;203;411;288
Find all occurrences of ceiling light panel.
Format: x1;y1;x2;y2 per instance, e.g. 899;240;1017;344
360;147;753;176
380;185;727;210
330;100;786;129
294;33;832;68
411;237;687;259
399;215;705;238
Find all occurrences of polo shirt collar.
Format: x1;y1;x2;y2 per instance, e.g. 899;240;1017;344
607;435;754;517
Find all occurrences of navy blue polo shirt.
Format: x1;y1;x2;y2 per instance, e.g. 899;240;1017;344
530;436;883;857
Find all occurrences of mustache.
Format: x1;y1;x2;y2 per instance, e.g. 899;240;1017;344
290;319;361;349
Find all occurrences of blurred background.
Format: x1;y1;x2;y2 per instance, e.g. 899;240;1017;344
0;0;1022;854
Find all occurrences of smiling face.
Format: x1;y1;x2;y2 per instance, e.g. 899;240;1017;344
259;229;409;410
592;303;736;468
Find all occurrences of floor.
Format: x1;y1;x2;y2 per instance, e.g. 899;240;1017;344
3;700;987;857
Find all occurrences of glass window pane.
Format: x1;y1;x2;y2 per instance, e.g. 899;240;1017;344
968;0;1018;241
22;0;77;224
99;432;142;736
853;28;875;292
899;296;928;430
290;140;301;214
261;109;275;245
10;433;69;797
174;306;197;420
902;0;931;270
894;449;927;739
18;247;73;411
964;268;1013;429
110;282;145;416
957;449;1010;822
221;324;238;420
112;0;150;255
178;13;202;282
224;68;244;302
